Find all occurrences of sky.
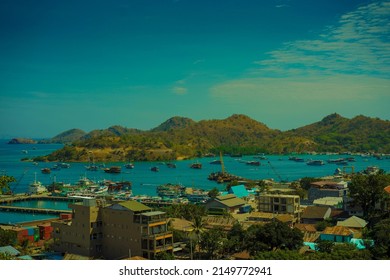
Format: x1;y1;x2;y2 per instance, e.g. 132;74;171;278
0;0;389;138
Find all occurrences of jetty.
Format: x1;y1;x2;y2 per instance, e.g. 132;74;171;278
0;205;71;215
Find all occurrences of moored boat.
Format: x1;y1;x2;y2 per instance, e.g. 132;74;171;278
41;168;51;174
104;166;121;174
307;160;325;166
190;162;202;169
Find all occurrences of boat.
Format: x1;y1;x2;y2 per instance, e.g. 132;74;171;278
151;166;159;172
363;166;380;175
58;162;71;168
124;163;135;169
190;163;202;169
306;160;325;166
29;174;48;194
166;163;176;168
157;183;186;198
103;166;121;174
41;168;51;174
210;160;222;165
246;161;261;166
289;156;305;162
85;165;99;171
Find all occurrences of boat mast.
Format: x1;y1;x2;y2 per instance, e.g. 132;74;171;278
220;151;225;174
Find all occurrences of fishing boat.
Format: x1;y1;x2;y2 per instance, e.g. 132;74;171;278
124;163;135;169
166;163;176;168
157;183;186;198
246;161;261;166
306;160;325;166
210;160;222;165
103;166;121;174
151;166;159;172
41;168;51;174
190;163;202;169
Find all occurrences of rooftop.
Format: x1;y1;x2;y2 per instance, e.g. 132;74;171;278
322;226;354;236
117;200;151;212
301;206;331;219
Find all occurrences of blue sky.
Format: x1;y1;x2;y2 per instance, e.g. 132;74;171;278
0;0;389;138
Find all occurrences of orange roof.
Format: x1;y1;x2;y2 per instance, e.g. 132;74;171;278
384;185;390;194
322;226;353;236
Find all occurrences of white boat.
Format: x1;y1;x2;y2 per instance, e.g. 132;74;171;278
29;174;48;194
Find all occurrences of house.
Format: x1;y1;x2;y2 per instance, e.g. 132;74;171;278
301;206;331;224
205;194;246;214
320;226;354;243
294;224;320;242
228;185;249;198
257;194;300;220
313;197;343;209
337;216;368;229
52;198;173;259
308;180;348;202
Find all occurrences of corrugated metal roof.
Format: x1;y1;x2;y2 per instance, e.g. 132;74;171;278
0;246;20;256
322;226;353;236
301;206;330;219
118;201;151;212
228;185;249;198
218;197;246;207
337;216;368;228
216;194;237;201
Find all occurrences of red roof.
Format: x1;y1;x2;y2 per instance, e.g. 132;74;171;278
384;185;390;194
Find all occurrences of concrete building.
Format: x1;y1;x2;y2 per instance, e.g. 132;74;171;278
308;181;348;202
205;194;247;214
257;194;300;220
52;198;173;259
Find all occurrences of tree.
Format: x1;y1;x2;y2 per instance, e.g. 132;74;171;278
244;221;303;255
348;173;390;220
0;228;16;247
315;240;334;253
191;214;205;256
207;187;220;198
0;175;16;195
369;218;390;259
199;227;226;259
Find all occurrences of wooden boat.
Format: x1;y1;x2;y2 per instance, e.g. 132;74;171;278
103;166;121;173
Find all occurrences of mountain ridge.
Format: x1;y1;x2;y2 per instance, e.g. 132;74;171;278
32;113;390;162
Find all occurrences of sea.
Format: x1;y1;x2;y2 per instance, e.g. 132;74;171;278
1;140;389;223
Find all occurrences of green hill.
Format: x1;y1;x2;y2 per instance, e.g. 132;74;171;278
36;113;390;162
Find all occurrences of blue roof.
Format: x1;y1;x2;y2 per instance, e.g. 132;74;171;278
0;246;20;256
228;185;249;198
303;242;317;251
350;238;374;250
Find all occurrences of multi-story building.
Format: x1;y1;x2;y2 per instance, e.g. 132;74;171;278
52;198;173;259
257;194;300;221
308;181;348;202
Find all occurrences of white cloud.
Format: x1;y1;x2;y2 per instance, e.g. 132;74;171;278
253;1;390;78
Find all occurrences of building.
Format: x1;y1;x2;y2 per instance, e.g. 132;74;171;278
205;194;247;214
320;226;354;243
228;185;249;198
257;194;300;220
336;216;368;229
308;181;348;202
301;206;331;224
52;198;173;259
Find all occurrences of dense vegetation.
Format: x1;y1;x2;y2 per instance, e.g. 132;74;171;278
33;113;390;162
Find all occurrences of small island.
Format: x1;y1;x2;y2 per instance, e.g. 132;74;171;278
8;138;37;144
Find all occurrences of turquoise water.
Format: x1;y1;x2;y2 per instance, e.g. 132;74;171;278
9;199;71;211
0;211;59;224
1;140;389;223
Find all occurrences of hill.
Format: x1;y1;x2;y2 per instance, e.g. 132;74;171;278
288;113;390;153
35;113;390;162
150;116;196;132
38;129;87;144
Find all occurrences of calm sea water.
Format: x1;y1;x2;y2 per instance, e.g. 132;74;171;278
1;140;389;223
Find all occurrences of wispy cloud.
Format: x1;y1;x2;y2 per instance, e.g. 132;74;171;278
254;0;390;78
209;1;390;126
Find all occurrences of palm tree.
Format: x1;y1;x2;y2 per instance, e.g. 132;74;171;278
191;214;205;258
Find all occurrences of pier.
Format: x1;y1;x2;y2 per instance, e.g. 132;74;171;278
0;205;71;215
0;194;82;205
